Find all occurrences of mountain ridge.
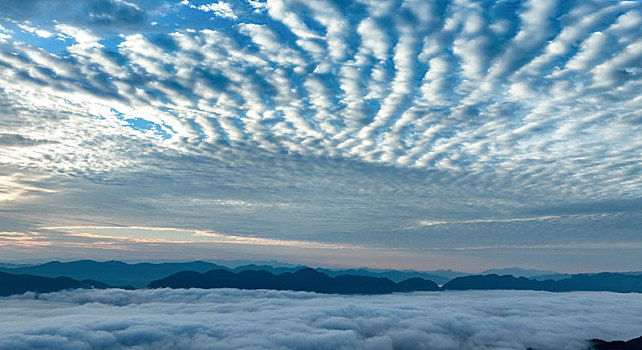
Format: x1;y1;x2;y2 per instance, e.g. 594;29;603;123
3;268;642;297
0;260;459;286
147;268;440;294
590;336;642;350
3;260;642;295
0;271;116;296
443;273;642;293
151;270;642;294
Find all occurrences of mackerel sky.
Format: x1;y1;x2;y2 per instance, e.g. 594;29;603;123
0;0;641;272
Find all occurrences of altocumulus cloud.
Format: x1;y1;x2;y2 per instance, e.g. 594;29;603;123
1;288;642;350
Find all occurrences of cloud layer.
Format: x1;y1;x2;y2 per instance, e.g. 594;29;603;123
1;288;642;349
2;0;641;186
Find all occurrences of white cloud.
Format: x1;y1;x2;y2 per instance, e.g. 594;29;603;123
1;0;639;193
40;226;358;249
247;0;266;12
188;1;238;19
54;24;101;48
1;288;641;349
17;24;52;38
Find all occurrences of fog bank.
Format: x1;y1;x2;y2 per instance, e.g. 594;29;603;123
1;289;641;349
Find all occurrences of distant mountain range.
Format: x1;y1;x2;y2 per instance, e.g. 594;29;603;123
443;273;642;293
0;260;458;286
0;260;220;288
479;267;558;278
148;270;642;294
0;271;112;297
2;260;642;297
148;268;440;294
529;271;642;282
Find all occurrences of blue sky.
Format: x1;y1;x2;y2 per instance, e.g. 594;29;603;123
0;0;641;272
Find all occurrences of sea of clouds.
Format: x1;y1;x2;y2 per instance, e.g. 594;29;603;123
1;288;641;350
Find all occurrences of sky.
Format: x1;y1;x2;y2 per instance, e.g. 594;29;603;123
0;0;641;272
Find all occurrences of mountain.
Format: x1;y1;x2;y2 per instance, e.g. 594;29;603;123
0;262;34;268
317;267;455;285
421;269;471;280
5;260;639;293
443;274;547;291
590;336;642;350
442;273;642;293
396;277;445;292
225;265;456;284
232;264;306;276
553;273;642;293
3;261;642;296
148;268;440;294
0;271;111;296
0;260;458;287
481;267;558;278
231;266;457;285
153;270;642;294
531;271;642;282
197;259;302;269
530;273;574;281
0;260;227;288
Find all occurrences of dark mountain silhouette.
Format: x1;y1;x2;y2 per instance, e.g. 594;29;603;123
317;267;454;285
553;273;642;293
0;260;227;288
530;273;574;281
442;273;642;293
3;260;642;294
232;264;305;276
0;271;112;296
0;260;456;287
0;262;33;268
590;336;642;350
480;267;557;277
232;265;455;284
443;274;549;291
531;271;642;282
148;268;440;294
396;277;446;292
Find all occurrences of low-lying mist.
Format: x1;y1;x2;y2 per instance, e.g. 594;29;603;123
1;289;641;349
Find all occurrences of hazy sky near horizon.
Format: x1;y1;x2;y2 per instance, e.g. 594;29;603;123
0;0;641;272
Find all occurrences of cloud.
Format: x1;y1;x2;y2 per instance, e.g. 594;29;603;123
1;288;642;349
190;1;238;19
414;214;615;228
0;173;56;202
2;0;640;188
0;134;55;147
41;226;358;249
54;24;101;47
17;24;52;38
0;0;148;29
